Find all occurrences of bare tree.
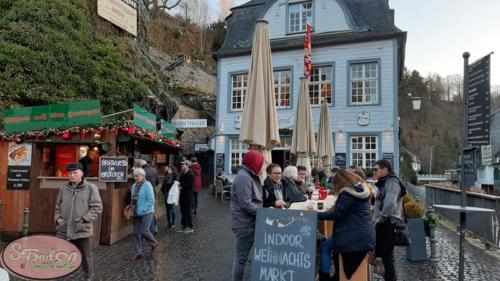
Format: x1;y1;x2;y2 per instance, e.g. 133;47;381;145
137;0;183;52
218;0;235;21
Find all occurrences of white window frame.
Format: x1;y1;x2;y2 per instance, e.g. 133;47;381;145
288;1;313;34
309;65;333;106
350;136;378;169
274;69;292;109
231;73;248;111
350;62;378;105
230;138;248;174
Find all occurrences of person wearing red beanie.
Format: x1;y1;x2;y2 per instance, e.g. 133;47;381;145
230;150;265;281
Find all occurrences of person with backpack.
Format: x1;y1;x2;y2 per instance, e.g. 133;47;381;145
372;159;406;281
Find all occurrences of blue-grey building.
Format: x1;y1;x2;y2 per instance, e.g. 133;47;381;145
214;0;406;177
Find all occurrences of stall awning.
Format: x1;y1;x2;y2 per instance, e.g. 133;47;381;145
160;120;176;140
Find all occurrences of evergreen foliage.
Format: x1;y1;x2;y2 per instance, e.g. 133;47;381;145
0;0;148;114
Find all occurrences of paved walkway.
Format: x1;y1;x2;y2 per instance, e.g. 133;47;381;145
3;189;500;281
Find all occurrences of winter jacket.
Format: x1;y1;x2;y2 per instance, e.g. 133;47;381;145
318;183;375;253
142;164;159;187
282;177;307;203
262;176;289;208
131;180;155;217
191;162;202;192
54;180;103;240
374;174;405;223
179;169;195;202
161;173;179;194
231;167;263;230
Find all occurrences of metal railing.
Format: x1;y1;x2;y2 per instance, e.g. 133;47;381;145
425;184;500;248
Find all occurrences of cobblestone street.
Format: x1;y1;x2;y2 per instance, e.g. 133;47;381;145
4;190;500;281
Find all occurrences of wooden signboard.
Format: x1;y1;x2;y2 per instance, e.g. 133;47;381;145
99;156;128;182
251;208;317;281
98;0;137;36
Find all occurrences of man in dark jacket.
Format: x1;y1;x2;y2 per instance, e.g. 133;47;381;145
230;151;265;281
55;163;103;281
373;159;405;281
178;160;195;233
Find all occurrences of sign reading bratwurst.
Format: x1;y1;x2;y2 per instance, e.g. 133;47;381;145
0;235;82;280
99;156;128;182
251;208;317;281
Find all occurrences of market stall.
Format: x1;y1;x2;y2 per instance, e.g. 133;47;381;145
0;101;180;245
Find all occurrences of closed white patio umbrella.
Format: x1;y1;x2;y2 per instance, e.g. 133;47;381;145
317;99;334;170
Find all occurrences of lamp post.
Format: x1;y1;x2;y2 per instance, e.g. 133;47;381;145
408;92;423;110
429;145;434;184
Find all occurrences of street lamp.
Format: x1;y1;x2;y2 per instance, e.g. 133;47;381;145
408;93;422;110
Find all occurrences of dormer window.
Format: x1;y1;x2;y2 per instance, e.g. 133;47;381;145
288;1;313;34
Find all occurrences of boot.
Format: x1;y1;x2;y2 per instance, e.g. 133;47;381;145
318;271;330;281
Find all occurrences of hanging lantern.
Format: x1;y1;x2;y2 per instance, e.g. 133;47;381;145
94;132;101;140
14;136;23;144
62;131;71;140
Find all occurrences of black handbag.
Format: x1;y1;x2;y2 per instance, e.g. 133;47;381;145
393;220;411;246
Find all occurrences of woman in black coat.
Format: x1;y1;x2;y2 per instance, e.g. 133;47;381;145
314;170;375;281
161;165;179;230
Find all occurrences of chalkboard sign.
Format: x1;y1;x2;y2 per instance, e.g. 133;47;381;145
334;153;346;169
251;208;317;281
99;157;128;182
216;153;225;173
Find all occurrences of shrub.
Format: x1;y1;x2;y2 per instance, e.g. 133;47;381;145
405;201;424;218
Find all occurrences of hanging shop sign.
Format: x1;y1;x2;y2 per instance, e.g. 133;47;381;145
160;119;177;139
3;100;101;134
467;54;491;146
7;142;33;190
172;119;207;128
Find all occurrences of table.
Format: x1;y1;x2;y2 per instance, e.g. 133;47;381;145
433;204;495;281
289;195;337;237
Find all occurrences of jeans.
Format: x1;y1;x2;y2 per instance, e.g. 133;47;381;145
180;195;193;229
71;237;93;278
133;213;158;255
376;220;397;281
164;192;176;227
232;228;255;281
193;192;199;211
320;236;334;273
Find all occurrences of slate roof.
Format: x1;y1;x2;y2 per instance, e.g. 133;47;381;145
215;0;406;76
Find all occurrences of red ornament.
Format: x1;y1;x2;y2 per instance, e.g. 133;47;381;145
145;132;154;139
128;127;135;135
81;129;87;138
62;131;71;140
122;127;129;134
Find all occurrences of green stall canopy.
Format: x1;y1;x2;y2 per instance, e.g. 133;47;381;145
133;104;156;131
160;119;177;140
3;100;101;134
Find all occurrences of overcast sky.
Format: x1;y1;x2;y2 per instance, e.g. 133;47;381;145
208;0;499;85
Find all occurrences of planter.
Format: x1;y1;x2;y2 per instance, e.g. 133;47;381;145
406;218;428;261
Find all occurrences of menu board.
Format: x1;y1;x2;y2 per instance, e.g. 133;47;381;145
7;143;32;190
99;156;128;182
334;153;346;169
251;208;317;281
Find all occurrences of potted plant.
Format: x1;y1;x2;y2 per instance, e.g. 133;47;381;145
423;209;440;237
404;196;428;261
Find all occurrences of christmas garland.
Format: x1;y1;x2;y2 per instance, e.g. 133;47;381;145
0;120;181;148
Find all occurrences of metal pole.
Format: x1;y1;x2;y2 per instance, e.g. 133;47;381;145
429;146;434;185
22;208;30;237
0;200;3;241
427;207;439;261
458;51;470;281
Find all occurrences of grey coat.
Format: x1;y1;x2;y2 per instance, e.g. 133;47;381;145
374;175;404;223
230;167;263;231
54;180;103;240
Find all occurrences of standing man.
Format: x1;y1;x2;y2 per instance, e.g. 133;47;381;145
54;163;103;281
230;151;265;281
178;159;195;233
372;159;405;281
191;156;202;214
134;159;159;234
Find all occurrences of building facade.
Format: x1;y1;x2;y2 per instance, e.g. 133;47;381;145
214;0;406;177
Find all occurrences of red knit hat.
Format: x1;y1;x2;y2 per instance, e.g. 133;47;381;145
242;151;265;175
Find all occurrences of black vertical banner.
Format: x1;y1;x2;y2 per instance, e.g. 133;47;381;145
467;54;491;146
